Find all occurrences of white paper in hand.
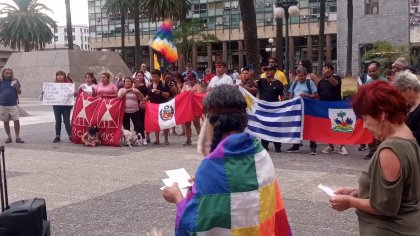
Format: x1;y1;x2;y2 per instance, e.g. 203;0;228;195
165;168;192;189
318;184;336;197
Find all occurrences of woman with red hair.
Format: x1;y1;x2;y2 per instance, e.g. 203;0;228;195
329;81;420;235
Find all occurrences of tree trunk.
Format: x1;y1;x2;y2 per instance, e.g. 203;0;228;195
65;0;74;50
316;0;326;76
238;0;260;71
276;17;284;71
134;11;141;70
121;13;126;63
345;0;353;77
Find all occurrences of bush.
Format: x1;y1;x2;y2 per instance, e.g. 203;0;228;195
342;89;356;100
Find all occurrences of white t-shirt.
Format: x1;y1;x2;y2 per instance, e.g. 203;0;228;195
79;83;97;96
207;73;234;89
132;71;151;87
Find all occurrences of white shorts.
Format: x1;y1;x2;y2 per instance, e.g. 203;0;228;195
0;105;19;122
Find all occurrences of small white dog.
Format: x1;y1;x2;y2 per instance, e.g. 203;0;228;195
122;129;141;147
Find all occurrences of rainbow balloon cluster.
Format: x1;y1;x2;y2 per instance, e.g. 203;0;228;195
149;20;178;63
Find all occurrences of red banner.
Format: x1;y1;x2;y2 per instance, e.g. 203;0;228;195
71;92;125;146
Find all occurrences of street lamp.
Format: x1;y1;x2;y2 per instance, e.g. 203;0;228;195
274;0;299;80
265;38;276;57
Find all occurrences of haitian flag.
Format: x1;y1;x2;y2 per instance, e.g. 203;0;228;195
303;98;373;144
145;92;195;132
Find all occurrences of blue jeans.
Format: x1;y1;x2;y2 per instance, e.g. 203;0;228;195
53;105;72;137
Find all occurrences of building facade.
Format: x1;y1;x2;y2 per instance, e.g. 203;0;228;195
88;0;338;73
0;46;14;71
87;0;416;76
45;25;90;50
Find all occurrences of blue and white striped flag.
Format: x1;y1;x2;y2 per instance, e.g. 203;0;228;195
239;87;303;144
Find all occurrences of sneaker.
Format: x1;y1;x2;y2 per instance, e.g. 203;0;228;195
15;138;24;144
309;147;317;155
286;147;299;153
53;137;61;143
339;146;348;155
363;152;374;160
68;136;72;142
358;145;367;151
5;138;12;143
142;139;148;146
322;146;335;154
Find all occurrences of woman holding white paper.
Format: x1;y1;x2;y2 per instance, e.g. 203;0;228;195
52;71;73;143
329;81;420;235
162;85;291;235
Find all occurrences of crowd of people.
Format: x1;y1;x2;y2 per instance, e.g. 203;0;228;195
1;55;420;235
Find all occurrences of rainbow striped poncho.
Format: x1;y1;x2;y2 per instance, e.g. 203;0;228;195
175;133;292;235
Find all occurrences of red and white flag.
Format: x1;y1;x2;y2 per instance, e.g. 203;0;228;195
145;92;195;132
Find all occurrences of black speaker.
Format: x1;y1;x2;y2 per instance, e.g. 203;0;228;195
0;198;50;236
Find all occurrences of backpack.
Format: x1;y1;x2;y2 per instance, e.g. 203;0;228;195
290;79;312;95
360;73;367;84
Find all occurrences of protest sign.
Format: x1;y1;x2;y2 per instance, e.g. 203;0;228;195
42;82;75;105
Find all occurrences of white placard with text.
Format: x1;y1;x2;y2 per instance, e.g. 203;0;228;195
42;82;75;106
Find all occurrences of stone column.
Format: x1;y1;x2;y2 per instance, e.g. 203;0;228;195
289;36;295;73
207;43;213;70
192;44;198;70
149;47;154;70
326;34;332;63
223;41;228;64
238;40;244;70
307;36;313;62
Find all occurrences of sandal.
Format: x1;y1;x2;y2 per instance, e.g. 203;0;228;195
183;141;192;146
153;141;160;145
15;138;24;144
5;138;12;143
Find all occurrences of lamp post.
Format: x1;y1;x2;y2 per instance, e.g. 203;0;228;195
274;0;299;81
265;38;276;58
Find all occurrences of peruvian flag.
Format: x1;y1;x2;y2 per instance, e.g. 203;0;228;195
145;92;195;132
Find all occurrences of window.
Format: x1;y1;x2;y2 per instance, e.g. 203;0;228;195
64;36;68;41
365;0;379;15
81;36;83;41
72;27;75;32
54;28;57;33
73;36;75;40
54;36;58;41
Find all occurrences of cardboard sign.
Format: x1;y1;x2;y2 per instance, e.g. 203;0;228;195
42;82;75;105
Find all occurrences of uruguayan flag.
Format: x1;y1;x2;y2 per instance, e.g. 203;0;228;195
239;87;303;143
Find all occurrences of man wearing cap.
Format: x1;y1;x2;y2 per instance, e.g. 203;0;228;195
256;65;285;152
207;61;234;91
260;57;288;87
388;57;409;82
181;63;198;79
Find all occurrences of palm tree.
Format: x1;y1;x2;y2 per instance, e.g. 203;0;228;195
65;0;73;50
104;0;132;62
0;0;56;52
345;0;353;77
316;0;326;76
238;0;260;71
141;0;191;22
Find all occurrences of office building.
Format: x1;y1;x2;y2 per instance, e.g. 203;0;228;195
45;25;90;50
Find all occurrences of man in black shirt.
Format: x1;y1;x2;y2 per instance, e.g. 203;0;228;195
256;66;284;152
318;63;348;155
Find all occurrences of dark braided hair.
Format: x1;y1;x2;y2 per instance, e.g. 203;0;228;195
203;85;248;152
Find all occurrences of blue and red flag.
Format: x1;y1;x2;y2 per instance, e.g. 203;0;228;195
303;98;373;145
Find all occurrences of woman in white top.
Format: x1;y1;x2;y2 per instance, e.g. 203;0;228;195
79;72;97;96
181;73;204;145
117;77;146;144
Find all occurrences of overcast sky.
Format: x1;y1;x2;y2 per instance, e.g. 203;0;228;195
2;0;89;26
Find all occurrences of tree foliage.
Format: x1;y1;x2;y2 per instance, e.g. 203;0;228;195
174;19;219;65
362;40;409;74
141;0;191;22
0;0;56;52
